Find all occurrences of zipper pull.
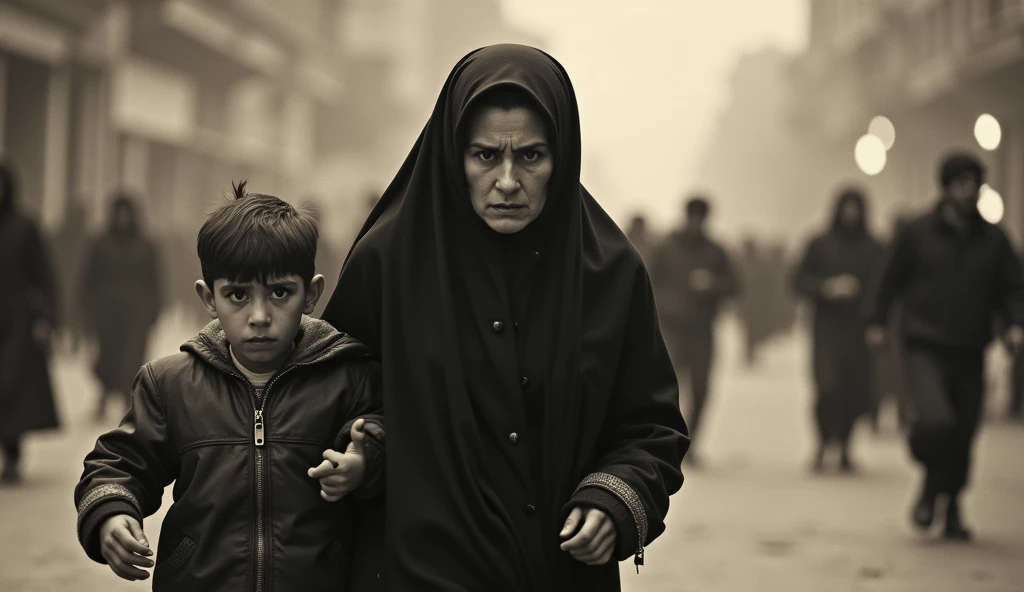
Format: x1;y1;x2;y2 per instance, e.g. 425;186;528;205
634;547;644;574
254;410;265;446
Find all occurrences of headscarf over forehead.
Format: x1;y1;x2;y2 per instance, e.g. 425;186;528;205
831;186;869;235
323;44;683;589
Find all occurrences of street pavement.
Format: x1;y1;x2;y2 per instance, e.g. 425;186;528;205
1;313;1022;591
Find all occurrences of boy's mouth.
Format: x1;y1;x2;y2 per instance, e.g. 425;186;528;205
247;336;276;343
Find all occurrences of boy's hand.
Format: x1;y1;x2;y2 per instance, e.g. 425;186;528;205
559;506;617;566
307;419;367;502
99;514;153;581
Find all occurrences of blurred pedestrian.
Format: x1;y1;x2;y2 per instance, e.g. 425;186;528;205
0;161;60;484
650;195;739;466
865;152;1024;541
50;198;89;353
793;187;883;473
626;213;655;263
81;194;164;422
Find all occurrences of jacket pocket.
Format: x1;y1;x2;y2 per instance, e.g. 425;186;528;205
153;536;196;586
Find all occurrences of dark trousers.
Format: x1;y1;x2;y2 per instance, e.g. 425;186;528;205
670;330;714;442
904;346;985;498
2;438;21;469
814;392;857;448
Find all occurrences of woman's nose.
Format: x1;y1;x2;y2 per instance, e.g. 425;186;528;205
495;160;519;194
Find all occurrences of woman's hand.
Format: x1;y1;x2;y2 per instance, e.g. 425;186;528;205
559;506;617;566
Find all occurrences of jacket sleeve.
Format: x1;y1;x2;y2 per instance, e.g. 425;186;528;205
334;361;385;500
864;226;915;326
74;364;178;563
792;238;825;299
995;233;1024;328
564;267;689;566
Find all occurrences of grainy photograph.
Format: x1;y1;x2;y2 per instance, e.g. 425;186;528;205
1;1;1022;591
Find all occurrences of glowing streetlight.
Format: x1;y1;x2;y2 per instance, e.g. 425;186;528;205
978;184;1004;224
868;116;896;150
975;114;1002;151
855;134;887;176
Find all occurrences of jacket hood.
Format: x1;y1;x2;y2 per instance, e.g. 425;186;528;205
181;316;370;376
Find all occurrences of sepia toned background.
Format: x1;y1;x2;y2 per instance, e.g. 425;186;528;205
2;1;1023;590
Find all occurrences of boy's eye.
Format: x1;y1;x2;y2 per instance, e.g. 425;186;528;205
229;291;248;302
271;288;291;298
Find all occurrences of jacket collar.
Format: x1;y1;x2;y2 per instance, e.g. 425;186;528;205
181;316;370;378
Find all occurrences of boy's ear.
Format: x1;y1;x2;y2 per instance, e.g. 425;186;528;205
303;274;326;315
195;280;219;319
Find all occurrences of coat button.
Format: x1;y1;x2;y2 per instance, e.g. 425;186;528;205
524;503;537;515
513;321;520;333
531;250;540;261
521;376;529;388
508;432;519;444
492;321;504;333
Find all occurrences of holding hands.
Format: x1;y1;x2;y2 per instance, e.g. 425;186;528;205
559;506;617;566
308;419;368;502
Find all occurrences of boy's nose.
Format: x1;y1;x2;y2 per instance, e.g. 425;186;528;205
249;302;271;326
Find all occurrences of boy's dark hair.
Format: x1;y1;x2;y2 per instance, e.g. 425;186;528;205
939;152;986;188
686;196;711;219
197;180;319;288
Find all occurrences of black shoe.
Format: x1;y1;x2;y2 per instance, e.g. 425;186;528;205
943;500;973;542
838;454;857;474
911;491;938;530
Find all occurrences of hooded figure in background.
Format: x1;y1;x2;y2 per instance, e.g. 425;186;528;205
81;194;164;421
0;161;60;484
793;188;883;473
322;44;688;591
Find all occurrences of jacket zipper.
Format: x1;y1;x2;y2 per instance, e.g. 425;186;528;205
227;361;318;592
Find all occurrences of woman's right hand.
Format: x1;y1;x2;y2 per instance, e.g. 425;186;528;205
559;507;617;566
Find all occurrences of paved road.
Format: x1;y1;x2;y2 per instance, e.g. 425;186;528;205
2;314;1022;591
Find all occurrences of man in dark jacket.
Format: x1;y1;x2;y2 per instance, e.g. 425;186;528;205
651;196;739;465
865;152;1024;541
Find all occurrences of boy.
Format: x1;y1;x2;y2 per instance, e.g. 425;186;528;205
74;182;384;590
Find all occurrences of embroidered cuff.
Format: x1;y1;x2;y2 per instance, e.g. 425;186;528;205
573;472;648;568
77;484;142;531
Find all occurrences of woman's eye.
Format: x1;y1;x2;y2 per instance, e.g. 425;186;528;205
477;151;495;162
521;150;540;162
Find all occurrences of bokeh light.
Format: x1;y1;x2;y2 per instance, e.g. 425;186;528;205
978;184;1004;224
975;114;1002;151
868;115;896;150
855;134;887;176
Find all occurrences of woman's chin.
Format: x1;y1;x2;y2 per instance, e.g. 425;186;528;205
484;217;532;235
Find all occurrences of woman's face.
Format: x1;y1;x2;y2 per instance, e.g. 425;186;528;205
839;199;863;228
464;105;553;234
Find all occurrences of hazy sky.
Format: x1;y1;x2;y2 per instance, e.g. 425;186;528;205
501;0;808;231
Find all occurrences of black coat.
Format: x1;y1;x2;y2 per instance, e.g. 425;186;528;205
0;212;59;440
75;318;384;591
649;230;739;337
322;44;688;591
794;229;883;409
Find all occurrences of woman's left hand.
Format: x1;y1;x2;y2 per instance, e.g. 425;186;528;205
559;506;617;566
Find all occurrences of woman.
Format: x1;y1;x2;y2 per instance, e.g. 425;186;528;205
793;188;883;473
81;194;164;421
0;161;60;483
322;45;689;590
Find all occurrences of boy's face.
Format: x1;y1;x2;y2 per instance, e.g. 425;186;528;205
195;273;325;374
